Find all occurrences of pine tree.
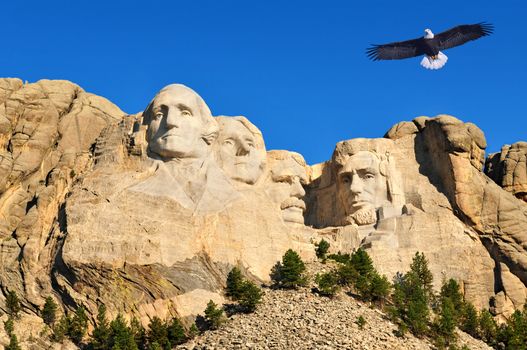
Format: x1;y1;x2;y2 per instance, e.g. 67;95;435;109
478;309;498;346
315;271;340;297
166;317;186;346
408;252;433;297
5;290;21;318
271;249;308;289
147;316;169;350
188;323;199;339
110;314;138;350
459;302;478;337
69;306;89;345
391;252;434;338
204;300;225;330
226;267;244;299
129;316;147;349
4;317;14;336
238;281;263;312
350;248;375;276
434;297;457;346
336;262;358;287
315;239;330;260
439;279;464;319
41;296;58;326
369;272;391;306
51;315;70;342
5;334;22;350
405;285;430;337
90;304;111;350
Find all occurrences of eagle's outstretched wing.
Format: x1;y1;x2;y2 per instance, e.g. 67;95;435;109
366;38;424;61
436;22;493;50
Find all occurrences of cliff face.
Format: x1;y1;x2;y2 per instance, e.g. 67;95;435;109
0;79;525;344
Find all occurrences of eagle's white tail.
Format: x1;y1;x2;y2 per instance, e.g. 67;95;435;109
420;51;448;70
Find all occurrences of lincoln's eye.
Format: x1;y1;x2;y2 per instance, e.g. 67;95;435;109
364;173;375;180
341;176;351;184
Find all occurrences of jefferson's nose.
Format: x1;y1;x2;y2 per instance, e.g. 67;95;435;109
236;142;251;156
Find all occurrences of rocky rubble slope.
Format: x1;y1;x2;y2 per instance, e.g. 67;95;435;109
181;263;491;350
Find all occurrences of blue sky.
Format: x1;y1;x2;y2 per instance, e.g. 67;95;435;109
3;0;525;164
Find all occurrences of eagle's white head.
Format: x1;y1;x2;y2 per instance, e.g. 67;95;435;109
424;29;434;39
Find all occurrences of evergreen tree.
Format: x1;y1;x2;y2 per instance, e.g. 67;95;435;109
226;267;244;299
350;248;375;276
369;272;391;306
433;297;457;347
69;306;89;345
90;304;111;350
391;252;434;338
238;281;263;312
439;279;464;319
405;285;430;337
5;334;22;350
204;300;225;330
271;249;308;289
478;309;498;346
407;252;433;297
166;317;186;346
5;290;21;318
355;315;366;330
315;271;340;297
188;323;199;339
497;309;527;350
315;239;330;260
4;317;14;336
51;315;70;342
129;316;147;349
109;314;138;350
41;296;58;327
459;302;479;338
148;342;162;350
147;316;169;350
336;262;358;287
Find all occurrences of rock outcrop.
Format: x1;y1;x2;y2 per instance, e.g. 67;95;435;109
0;79;526;348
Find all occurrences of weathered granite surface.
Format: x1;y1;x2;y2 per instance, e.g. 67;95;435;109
0;80;526;347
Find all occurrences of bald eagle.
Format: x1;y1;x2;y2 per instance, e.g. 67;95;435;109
366;22;493;70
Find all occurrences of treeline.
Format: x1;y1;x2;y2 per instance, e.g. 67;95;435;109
310;239;527;350
3;242;527;349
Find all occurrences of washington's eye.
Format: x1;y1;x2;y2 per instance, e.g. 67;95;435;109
181;110;192;117
223;139;235;146
154;111;164;120
247;142;254;148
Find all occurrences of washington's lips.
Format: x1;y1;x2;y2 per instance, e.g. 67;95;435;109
161;133;182;140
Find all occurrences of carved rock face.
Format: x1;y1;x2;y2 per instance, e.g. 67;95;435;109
265;151;308;224
336;151;388;225
216;117;266;185
146;85;214;160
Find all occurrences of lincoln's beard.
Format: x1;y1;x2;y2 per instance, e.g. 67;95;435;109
344;206;377;226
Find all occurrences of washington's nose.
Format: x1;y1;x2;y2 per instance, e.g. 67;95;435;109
166;109;180;128
291;179;306;198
